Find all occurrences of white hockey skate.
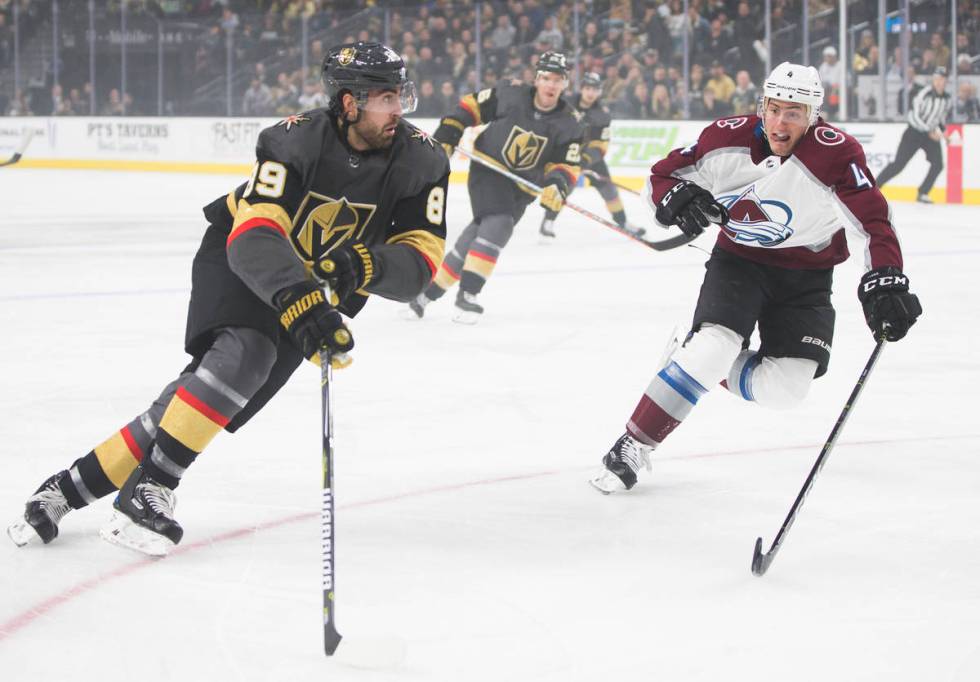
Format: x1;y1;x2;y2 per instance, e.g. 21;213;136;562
539;218;557;239
8;471;73;546
452;291;483;325
402;293;431;320
589;433;653;494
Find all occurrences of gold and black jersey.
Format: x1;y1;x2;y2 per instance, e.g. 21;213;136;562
572;95;612;167
434;82;584;194
201;110;449;314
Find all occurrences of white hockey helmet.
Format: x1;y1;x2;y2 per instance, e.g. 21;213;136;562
760;61;824;125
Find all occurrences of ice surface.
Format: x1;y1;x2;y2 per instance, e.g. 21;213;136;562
1;169;978;682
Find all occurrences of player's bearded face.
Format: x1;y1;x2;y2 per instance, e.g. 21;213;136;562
762;98;809;156
534;72;567;110
346;88;408;150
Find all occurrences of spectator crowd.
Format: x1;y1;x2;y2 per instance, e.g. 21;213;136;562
2;0;980;121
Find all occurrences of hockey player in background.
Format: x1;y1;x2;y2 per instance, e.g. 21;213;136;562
8;42;449;555
407;51;584;323
590;62;922;494
539;71;644;239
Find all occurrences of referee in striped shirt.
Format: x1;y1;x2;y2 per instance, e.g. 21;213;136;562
876;66;952;203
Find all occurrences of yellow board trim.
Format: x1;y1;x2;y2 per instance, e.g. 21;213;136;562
159;394;225;453
386;229;446;270
93;432;140;488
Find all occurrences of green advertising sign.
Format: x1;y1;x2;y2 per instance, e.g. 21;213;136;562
607;124;686;167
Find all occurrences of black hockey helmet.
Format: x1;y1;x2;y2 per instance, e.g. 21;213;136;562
322;41;417;116
536;51;569;78
581;71;603;90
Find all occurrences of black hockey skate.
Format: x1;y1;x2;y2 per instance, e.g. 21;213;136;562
101;466;182;557
453;291;484;325
7;470;73;546
589;433;653;494
406;293;429;319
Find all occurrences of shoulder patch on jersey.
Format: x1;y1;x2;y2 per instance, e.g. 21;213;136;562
693;114;759;158
715;116;749;130
409;126;436;148
813;125;847;146
393;121;450;183
792;119;866;186
277;114;311;131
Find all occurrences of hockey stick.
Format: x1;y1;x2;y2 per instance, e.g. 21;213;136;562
581;168;642;197
319;346;341;654
0;128;35;168
456;146;696;252
751;335;889;576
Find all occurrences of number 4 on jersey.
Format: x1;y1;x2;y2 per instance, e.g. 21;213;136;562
850;162;872;190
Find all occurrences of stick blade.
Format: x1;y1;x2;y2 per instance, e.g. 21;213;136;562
641;232;698;251
324;629;342;656
751;537;770;576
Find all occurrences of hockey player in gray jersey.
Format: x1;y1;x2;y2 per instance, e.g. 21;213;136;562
407;51;584;323
8;42;448;556
539;72;644;239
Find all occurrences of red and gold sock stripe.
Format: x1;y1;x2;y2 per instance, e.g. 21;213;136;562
433;261;461;290
93;425;144;488
158;386;230;454
463;249;497;279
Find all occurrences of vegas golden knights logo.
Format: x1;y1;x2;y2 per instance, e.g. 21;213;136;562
338;47;357;66
291;192;377;262
501;126;548;171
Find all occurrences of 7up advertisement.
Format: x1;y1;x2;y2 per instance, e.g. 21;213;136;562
606;122;692;169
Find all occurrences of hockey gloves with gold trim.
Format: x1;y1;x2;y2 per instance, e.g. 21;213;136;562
539;183;567;213
313;242;379;303
857;267;922;341
275;280;354;362
655;180;729;237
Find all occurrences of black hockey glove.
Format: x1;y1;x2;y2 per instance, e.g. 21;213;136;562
274;280;354;359
655;180;729;237
857;267;922;342
313;242;379;303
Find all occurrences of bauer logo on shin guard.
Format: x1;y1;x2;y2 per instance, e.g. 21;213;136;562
801;335;832;352
280;290;325;329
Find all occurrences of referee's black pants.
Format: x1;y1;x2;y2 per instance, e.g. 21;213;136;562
876;127;944;195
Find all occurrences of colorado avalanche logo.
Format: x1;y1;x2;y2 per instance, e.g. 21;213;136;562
717;186;794;247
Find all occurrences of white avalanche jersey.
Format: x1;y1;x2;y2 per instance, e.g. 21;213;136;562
648;115;903;271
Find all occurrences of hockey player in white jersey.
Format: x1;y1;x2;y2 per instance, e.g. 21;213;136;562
591;62;922;493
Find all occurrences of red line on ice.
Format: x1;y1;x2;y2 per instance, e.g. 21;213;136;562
1;433;974;642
